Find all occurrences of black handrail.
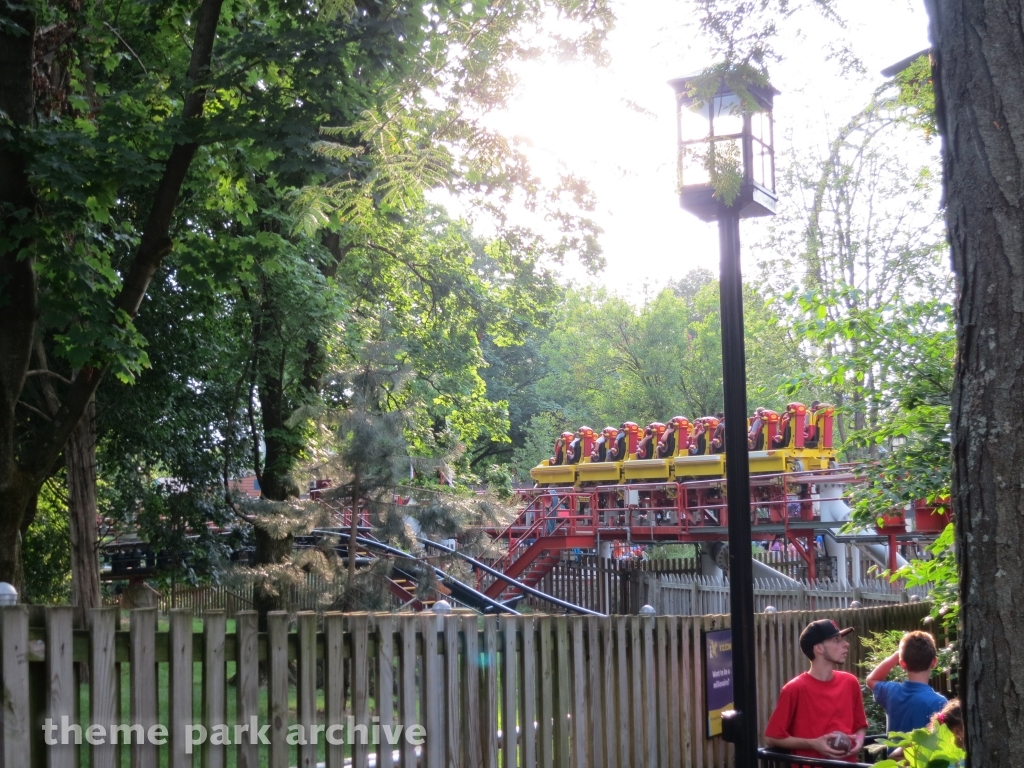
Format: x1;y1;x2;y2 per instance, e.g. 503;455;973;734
757;748;874;768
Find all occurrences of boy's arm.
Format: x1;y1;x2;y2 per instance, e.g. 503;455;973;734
866;651;901;691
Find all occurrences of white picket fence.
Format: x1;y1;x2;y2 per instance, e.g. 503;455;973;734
642;574;931;616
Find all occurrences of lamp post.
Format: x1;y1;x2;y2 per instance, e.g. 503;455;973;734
670;71;778;768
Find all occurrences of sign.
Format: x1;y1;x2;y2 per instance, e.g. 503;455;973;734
703;628;734;737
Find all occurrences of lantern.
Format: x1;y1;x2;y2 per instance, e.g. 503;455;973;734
669;74;778;221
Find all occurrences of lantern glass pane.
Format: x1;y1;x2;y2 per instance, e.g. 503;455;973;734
679;139;712;187
711;92;743;136
679;99;712;143
679;137;743;189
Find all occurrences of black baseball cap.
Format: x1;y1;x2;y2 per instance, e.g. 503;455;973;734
799;619;854;660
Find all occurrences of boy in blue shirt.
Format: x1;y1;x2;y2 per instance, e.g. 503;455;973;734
866;630;948;735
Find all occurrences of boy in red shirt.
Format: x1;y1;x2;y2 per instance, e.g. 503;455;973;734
764;619;868;762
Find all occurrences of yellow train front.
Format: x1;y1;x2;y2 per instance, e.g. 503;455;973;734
528;402;837;487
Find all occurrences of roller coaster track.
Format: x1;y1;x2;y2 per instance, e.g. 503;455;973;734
304;529;603;616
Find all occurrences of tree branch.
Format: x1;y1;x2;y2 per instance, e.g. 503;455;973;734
24;369;72;386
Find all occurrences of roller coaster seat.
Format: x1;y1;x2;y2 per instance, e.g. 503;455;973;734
613;421;641;459
551;432;575;466
573;427;596;463
689;417;720;455
748;409;780;451
637;422;666;460
593;426;618;462
774;402;808;449
658;416;689;458
805;403;835;449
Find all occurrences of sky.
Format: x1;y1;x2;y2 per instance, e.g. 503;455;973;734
483;0;933;295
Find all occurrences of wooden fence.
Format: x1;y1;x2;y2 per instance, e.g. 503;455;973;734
1;602;932;768
526;555;700;614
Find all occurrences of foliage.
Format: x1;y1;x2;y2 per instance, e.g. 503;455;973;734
524;273;805;465
895;524;960;687
858;629;909;734
890;54;937;140
692;0;843;70
871;725;964;768
22;478;72;605
764;94;951;480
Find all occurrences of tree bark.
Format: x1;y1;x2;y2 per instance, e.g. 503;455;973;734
928;1;1024;764
66;399;101;629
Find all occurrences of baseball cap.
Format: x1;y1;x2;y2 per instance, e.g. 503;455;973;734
799;619;854;660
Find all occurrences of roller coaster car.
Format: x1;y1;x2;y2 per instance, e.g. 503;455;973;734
623;422;670;480
528;403;839;486
578;426;622;482
532;430;582;485
674;416;726;478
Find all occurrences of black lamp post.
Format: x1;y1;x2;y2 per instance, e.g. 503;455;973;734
670;72;778;768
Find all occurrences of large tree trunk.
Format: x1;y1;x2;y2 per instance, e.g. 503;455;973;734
0;4;38;593
250;307;299;626
66;399;101;628
928;2;1024;764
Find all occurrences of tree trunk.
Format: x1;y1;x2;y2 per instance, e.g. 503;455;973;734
66;399;101;629
0;4;38;594
928;2;1024;764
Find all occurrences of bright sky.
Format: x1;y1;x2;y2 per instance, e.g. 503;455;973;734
486;0;932;294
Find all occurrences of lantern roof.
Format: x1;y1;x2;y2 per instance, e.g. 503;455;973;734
668;72;780;113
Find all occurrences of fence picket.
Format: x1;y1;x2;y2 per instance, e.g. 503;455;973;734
480;619;498;768
585;615;604;768
168;610;193;768
443;616;460;768
46;606;75;768
500;616;518;768
1;606;30;767
296;612;318;768
202;611;226;768
400;618;418;768
130;608;158;768
423;614;443;768
377;615;395;768
460;615;482;768
235;612;259;768
538;618;553;768
553;618;571;768
520;616;537;768
267;612;289;768
569;618;587;768
351;614;371;768
89;607;119;768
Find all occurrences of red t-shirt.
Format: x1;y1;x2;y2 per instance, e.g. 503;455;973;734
764;671;868;762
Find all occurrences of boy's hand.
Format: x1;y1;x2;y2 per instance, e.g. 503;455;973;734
845;732;865;757
808;734;848;759
866;649;903;690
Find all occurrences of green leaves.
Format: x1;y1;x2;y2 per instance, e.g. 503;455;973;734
872;723;964;768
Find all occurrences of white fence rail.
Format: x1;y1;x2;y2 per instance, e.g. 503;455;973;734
643;574;932;615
